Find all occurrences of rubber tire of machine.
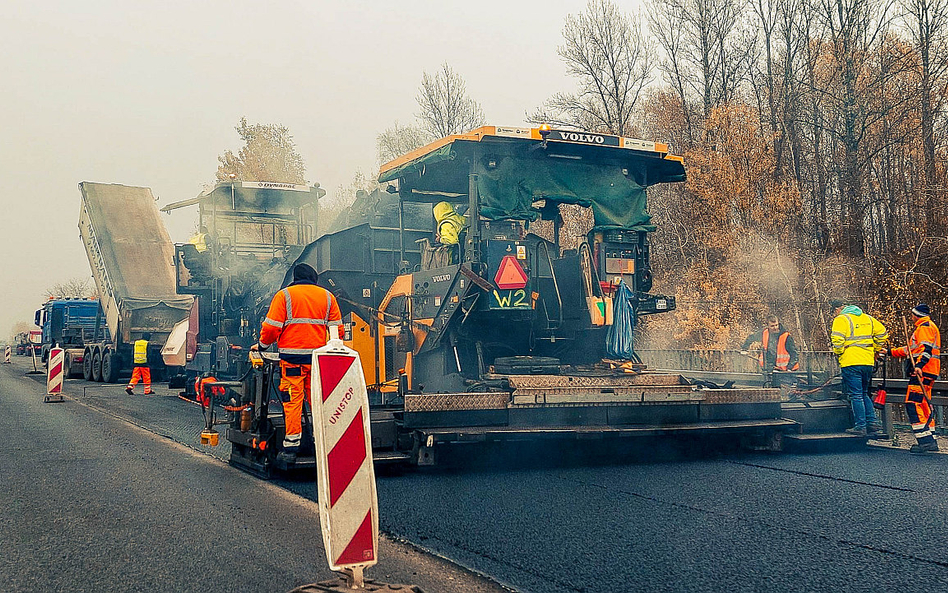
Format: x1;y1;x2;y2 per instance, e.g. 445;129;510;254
82;347;94;381
101;349;120;383
91;349;103;382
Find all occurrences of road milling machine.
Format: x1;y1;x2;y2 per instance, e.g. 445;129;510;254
213;126;807;475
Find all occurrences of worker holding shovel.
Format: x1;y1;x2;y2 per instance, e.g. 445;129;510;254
886;304;941;454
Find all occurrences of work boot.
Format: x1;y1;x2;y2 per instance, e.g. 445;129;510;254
275;450;297;465
845;427;867;436
125;386;133;395
144;390;153;395
910;441;939;455
866;423;886;438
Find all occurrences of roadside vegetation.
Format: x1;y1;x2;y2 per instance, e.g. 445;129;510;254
201;0;948;353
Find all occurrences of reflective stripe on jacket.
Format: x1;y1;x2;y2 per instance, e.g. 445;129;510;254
133;339;149;365
759;329;799;371
831;311;888;367
891;316;941;379
258;283;343;364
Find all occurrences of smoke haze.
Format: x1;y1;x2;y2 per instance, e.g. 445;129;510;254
0;0;590;338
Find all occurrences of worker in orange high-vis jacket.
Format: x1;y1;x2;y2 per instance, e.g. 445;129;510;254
251;263;342;464
741;315;800;371
887;303;941;454
126;332;152;395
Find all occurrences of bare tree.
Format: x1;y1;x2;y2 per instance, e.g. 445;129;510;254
416;63;486;138
45;277;96;299
810;0;904;257
648;0;697;144
377;121;431;165
531;0;655;135
648;0;755;121
900;0;948;228
216;117;306;184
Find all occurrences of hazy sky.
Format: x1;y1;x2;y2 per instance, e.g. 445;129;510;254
0;0;625;338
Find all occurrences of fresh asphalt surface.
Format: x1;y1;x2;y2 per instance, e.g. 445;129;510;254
4;357;948;592
0;358;503;593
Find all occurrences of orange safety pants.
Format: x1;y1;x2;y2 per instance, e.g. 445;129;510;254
128;366;152;394
905;375;937;448
279;361;311;452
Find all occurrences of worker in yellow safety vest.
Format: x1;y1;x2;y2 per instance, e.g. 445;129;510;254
830;299;888;437
251;263;342;465
886;303;941;454
126;332;152;395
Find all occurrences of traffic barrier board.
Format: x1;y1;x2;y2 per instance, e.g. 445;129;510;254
46;347;65;403
311;339;378;577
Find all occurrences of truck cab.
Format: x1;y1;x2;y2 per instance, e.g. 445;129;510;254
35;298;102;374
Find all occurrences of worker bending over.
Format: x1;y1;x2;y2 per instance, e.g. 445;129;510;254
887;303;941;454
126;332;152;395
253;263;342;464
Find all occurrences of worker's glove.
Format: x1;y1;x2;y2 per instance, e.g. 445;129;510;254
740;350;748;356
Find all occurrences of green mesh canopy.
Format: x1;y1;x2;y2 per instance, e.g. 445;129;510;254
378;132;685;231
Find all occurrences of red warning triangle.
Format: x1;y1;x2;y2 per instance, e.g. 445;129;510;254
494;255;528;290
318;354;355;402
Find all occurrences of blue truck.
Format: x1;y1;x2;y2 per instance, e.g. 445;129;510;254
34;298;104;377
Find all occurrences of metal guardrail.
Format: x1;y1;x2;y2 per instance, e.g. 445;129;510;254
635;349;839;376
637;349;948;432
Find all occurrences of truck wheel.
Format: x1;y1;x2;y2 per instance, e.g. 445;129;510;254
82;348;94;381
92;350;103;382
102;350;120;383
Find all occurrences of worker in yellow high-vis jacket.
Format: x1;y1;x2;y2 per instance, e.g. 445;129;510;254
433;201;468;264
126;332;152;395
830;299;888;437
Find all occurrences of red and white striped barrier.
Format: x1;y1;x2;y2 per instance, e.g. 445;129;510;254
311;339;378;584
46;347;65;402
3;345;10;363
